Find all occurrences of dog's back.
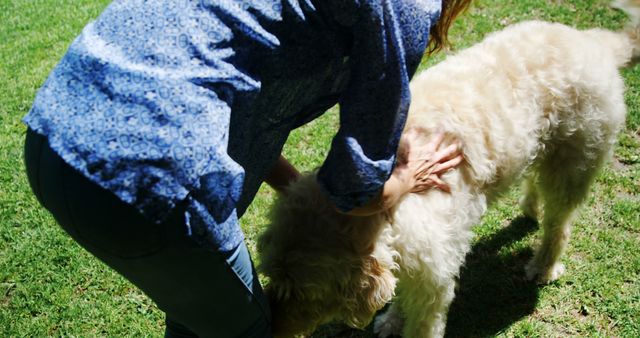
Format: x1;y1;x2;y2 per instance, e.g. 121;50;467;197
405;20;632;200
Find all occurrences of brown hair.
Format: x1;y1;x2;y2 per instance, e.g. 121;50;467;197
428;0;473;54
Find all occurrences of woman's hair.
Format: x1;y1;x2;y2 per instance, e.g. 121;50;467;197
428;0;473;54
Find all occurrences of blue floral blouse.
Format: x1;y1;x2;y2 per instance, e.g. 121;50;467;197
24;0;441;252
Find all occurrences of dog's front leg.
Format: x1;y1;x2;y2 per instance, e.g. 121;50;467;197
374;301;405;337
400;276;456;338
375;274;456;338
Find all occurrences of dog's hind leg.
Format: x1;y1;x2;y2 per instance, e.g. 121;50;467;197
519;174;540;221
525;140;610;284
524;201;576;283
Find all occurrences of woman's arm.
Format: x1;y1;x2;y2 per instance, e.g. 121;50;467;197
264;132;463;216
316;0;442;213
340;131;463;216
264;155;300;193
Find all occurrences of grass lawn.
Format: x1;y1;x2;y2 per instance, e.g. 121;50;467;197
1;0;638;337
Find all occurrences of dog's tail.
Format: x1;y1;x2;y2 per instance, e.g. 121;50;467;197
613;0;640;26
606;0;640;67
582;1;640;68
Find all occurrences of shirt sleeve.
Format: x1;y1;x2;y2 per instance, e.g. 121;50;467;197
317;0;439;211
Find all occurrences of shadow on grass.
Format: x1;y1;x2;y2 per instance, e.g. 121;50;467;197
310;216;541;338
445;216;540;338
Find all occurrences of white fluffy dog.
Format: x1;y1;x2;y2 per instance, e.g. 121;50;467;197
258;2;640;337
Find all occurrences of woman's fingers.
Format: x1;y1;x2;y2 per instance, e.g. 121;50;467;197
430;153;464;175
431;142;462;163
401;131;464;194
413;142;463;177
412;175;451;193
414;158;435;177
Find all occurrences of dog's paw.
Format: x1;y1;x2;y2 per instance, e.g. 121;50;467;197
374;308;404;338
525;261;565;284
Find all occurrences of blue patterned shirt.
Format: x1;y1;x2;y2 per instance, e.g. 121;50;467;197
24;0;441;252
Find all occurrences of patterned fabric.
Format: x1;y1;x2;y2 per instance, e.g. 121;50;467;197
24;0;441;252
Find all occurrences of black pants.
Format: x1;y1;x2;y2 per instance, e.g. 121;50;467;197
23;129;271;337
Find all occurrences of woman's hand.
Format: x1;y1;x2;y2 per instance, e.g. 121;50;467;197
343;130;463;216
395;129;464;194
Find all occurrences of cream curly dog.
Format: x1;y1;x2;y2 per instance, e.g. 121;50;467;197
258;2;640;337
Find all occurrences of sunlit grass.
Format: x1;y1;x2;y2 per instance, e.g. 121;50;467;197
1;0;638;336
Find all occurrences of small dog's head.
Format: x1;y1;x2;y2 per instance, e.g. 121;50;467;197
257;174;396;337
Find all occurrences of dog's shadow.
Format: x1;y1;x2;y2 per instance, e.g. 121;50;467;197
310;216;541;338
444;216;540;338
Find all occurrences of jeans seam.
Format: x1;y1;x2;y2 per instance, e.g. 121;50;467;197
223;245;271;323
224;263;272;332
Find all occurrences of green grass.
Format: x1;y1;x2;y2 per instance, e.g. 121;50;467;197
1;0;638;337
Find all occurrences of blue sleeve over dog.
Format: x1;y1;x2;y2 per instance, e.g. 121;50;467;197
317;0;439;211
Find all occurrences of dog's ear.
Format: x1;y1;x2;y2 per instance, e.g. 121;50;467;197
343;255;396;328
266;280;330;338
265;285;307;338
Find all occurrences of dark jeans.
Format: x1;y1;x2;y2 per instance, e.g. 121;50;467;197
24;129;271;337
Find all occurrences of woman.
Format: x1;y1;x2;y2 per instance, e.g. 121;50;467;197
23;0;471;336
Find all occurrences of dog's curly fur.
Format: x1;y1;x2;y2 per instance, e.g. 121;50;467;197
258;3;640;337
